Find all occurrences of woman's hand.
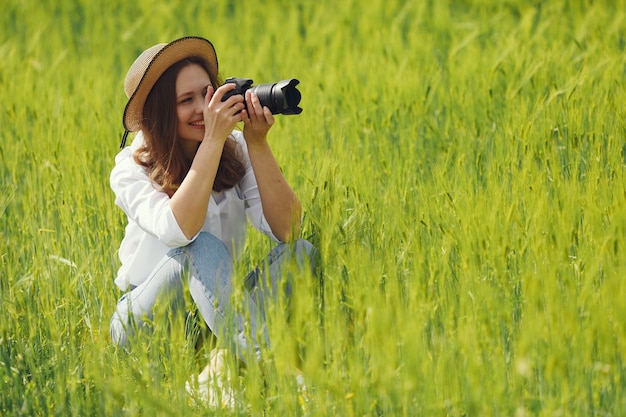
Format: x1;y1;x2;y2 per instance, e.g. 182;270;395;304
202;83;246;143
242;90;275;145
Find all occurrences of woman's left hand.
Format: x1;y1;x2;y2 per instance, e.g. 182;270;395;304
242;91;274;144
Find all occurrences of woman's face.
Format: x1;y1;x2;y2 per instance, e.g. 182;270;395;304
175;63;211;151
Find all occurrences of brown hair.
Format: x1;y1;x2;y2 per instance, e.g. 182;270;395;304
134;56;245;197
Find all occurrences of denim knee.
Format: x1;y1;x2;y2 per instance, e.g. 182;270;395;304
110;294;130;346
187;232;231;259
294;239;320;276
293;239;313;256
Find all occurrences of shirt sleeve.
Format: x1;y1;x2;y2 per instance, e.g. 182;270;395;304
110;134;194;248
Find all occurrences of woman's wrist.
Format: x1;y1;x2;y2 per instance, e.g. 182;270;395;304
245;135;270;151
198;135;227;152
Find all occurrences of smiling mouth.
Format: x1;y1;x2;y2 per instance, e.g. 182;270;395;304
190;120;205;126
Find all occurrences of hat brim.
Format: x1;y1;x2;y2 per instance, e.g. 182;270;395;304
123;36;218;132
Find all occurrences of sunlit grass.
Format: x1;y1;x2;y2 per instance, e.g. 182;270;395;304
1;0;626;415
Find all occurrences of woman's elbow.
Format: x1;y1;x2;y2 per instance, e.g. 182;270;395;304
275;212;302;242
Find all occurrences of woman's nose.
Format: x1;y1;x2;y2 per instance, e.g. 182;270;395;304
195;97;205;114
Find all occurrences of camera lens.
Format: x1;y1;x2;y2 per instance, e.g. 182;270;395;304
250;79;302;115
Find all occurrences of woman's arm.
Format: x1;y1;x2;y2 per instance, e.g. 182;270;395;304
242;91;302;242
169;84;245;240
169;139;224;239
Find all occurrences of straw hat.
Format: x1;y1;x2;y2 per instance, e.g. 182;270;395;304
122;36;218;133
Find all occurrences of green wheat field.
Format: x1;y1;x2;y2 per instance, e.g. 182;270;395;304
2;0;626;415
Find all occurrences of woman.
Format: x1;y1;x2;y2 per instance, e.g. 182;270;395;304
109;36;316;367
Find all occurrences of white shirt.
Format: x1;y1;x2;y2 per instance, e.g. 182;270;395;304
110;130;278;291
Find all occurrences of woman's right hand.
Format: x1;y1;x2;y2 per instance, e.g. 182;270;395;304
202;83;245;143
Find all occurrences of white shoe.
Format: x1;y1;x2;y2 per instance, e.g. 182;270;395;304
186;348;236;410
295;370;310;413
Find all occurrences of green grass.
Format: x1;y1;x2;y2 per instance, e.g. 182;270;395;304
2;0;626;415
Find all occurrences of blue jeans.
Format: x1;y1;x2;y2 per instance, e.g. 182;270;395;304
110;232;317;361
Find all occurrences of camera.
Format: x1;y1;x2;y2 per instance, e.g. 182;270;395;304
222;77;302;115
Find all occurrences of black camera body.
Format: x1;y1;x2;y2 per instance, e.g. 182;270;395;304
222;77;302;115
